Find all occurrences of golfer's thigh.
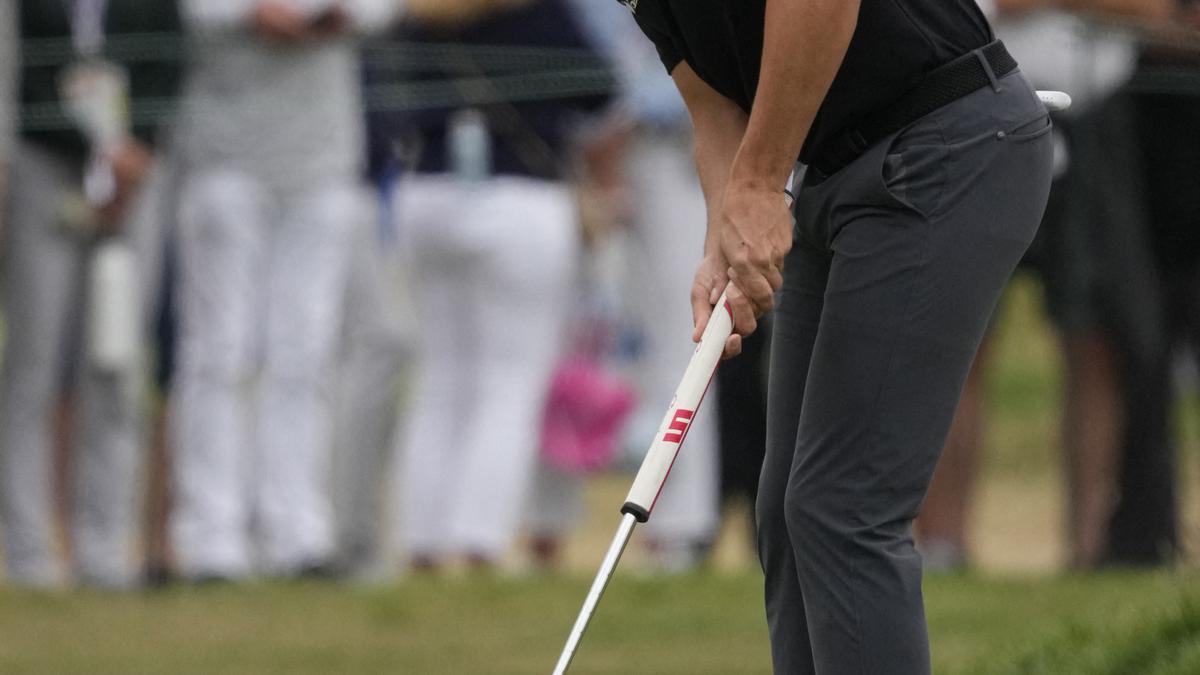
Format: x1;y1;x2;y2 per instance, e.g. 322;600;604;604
789;211;1004;526
757;239;830;527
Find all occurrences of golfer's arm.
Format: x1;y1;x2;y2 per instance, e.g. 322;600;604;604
730;0;859;193
671;63;748;253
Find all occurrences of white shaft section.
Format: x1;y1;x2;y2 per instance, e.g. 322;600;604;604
553;513;638;675
622;290;734;520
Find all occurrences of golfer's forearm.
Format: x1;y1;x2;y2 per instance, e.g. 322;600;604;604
730;0;858;192
694;115;748;252
671;64;749;253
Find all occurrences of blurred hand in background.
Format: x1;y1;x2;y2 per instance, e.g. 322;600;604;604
95;140;153;234
310;3;352;36
576;118;633;248
253;1;316;42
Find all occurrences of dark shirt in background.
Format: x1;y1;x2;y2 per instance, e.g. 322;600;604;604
18;0;182;162
364;0;615;182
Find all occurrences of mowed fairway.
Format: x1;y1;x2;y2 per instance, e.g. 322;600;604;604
0;571;1198;674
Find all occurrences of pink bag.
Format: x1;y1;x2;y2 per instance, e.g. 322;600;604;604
541;356;637;474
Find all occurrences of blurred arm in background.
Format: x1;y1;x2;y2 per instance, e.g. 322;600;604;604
184;0;396;42
405;0;534;27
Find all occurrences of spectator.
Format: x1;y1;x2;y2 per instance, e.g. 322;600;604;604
918;0;1177;571
0;0;180;589
374;0;612;571
1111;0;1200;565
170;0;395;581
568;0;723;571
329;193;414;580
141;142;185;587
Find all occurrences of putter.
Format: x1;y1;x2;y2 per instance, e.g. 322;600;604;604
552;287;734;675
553;90;1071;675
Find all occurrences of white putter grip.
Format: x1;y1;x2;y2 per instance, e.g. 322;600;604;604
621;289;735;522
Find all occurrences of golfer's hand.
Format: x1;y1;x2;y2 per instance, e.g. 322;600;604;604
718;181;791;325
691;253;744;359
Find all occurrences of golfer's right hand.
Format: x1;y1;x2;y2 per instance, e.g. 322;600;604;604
691;253;752;359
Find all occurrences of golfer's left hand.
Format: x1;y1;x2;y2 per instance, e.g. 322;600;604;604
718;181;791;327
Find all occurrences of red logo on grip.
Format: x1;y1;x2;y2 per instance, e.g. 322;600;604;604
662;409;695;444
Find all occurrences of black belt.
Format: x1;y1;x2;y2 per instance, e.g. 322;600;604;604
809;40;1018;177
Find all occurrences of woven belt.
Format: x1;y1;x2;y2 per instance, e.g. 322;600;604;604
809;40;1018;177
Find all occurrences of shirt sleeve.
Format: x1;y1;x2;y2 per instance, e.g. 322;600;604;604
631;5;683;74
571;0;687;126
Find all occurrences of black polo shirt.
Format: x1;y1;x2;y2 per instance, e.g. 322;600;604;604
625;0;993;163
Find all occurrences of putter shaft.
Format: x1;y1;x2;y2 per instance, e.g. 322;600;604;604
552;513;639;675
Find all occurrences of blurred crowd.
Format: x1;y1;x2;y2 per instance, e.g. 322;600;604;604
0;0;1196;591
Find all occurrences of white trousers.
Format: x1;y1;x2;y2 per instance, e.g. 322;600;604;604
170;169;359;577
0;144;165;588
396;175;577;560
623;133;719;545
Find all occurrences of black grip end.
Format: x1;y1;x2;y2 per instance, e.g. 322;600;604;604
621;502;650;523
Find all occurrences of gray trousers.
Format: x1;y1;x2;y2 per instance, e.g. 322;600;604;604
758;71;1053;674
0;144;165;588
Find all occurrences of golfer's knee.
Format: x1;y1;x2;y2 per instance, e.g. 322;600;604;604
755;487;791;566
782;479;844;555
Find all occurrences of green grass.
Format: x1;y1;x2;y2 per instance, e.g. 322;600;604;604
2;263;1199;673
0;570;1197;674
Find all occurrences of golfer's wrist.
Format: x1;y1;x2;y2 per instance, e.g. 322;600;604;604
729;134;794;194
703;225;725;257
726;168;778;193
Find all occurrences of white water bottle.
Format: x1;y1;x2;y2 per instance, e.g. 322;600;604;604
448;108;492;182
87;240;139;373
